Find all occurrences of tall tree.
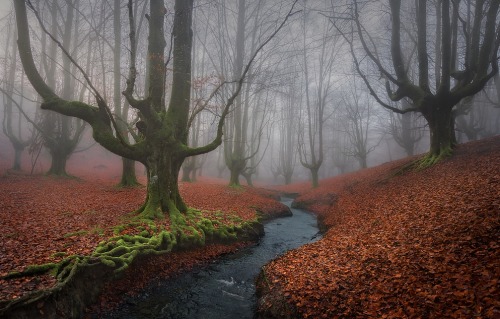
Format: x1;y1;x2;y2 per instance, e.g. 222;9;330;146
15;0;296;218
297;2;338;187
340;79;380;169
113;0;135;186
36;0;86;176
217;0;278;187
275;72;300;185
1;18;31;171
223;0;249;187
335;0;500;164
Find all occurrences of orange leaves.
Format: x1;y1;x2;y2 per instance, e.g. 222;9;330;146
180;180;288;222
0;174;286;303
258;136;500;318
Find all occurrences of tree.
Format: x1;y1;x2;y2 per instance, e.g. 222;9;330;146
1;18;31;171
113;0;140;187
35;0;86;176
334;0;500;164
340;79;380;169
221;0;272;187
15;0;296;219
297;1;339;187
389;99;425;157
273;72;300;185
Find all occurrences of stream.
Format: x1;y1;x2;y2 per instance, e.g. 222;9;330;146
100;198;320;319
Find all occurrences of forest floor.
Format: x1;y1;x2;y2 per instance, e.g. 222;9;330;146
0;136;498;318
0;170;286;313
258;136;500;318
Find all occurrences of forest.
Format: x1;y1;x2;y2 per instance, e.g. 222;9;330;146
0;0;499;318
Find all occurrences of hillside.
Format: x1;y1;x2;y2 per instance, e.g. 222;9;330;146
257;136;500;318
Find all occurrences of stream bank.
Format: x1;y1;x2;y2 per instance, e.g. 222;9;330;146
0;213;268;319
95;198;320;319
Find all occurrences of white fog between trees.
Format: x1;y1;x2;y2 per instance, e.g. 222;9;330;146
1;0;499;194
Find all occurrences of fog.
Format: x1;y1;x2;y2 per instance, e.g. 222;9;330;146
1;0;499;186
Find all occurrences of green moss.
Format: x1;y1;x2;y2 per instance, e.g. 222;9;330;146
139;230;150;237
51;252;67;258
92;227;105;236
113;224;127;235
100;258;116;268
4;204;262;291
418;147;453;169
136;204;164;220
229;184;244;191
4;263;58;279
197;218;215;239
63;230;88;238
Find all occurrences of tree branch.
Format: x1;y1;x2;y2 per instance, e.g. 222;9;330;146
185;0;300;157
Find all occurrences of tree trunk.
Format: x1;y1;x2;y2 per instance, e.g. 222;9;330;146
229;165;241;186
359;156;367;169
140;148;187;220
120;158;139;187
424;104;455;159
47;148;69;176
181;157;195;182
242;172;253;187
227;156;246;186
310;167;319;188
181;166;192;182
284;172;292;185
12;144;24;171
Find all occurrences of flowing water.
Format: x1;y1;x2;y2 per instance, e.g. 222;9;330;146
100;198;320;319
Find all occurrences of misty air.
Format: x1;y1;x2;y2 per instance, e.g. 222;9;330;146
0;1;499;318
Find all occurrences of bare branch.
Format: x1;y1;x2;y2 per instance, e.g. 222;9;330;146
185;0;301;157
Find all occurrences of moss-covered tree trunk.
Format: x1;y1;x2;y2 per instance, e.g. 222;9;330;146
120;158;138;186
140;145;187;219
228;157;245;186
46;142;70;176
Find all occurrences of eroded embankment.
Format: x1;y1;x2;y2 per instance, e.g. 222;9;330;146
0;219;266;319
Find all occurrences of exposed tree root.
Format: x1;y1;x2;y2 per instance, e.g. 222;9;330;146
0;208;264;317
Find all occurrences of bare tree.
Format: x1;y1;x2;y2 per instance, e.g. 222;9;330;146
35;0;86;176
1;18;31;171
113;0;141;186
297;2;339;187
333;0;500;165
340;79;380;169
15;0;297;218
277;77;299;184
